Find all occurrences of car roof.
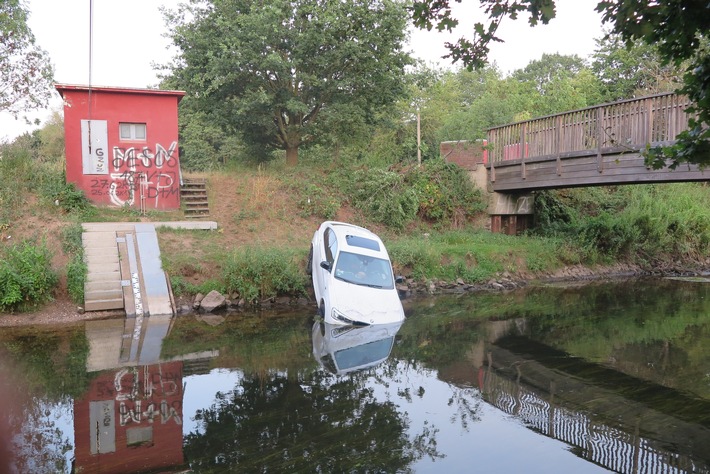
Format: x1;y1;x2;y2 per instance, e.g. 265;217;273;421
322;221;389;257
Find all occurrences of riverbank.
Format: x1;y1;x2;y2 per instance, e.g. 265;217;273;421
1;261;677;328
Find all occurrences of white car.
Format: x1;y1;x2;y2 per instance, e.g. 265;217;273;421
308;221;405;326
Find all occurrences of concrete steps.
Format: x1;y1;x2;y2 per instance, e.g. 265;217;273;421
181;178;210;219
82;231;124;311
81;221;218;316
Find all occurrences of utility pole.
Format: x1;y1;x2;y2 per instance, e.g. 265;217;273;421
417;107;421;167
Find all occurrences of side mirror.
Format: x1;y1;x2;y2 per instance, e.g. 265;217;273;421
320;261;332;272
395;275;405;284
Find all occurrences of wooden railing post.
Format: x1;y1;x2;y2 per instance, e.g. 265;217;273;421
596;106;604;173
555;115;562;176
520;123;527;180
646;97;654;145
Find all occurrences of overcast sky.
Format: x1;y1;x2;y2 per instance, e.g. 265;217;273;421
0;0;605;141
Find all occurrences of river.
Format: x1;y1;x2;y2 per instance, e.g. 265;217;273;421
1;277;709;473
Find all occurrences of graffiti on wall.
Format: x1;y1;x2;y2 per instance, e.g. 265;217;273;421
87;142;180;209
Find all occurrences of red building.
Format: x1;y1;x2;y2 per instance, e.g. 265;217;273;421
56;84;186;210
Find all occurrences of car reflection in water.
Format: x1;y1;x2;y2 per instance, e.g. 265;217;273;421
312;321;403;375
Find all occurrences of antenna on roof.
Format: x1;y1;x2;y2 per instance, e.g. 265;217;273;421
87;0;94;154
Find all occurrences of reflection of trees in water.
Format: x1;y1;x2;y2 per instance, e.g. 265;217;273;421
183;368;442;472
378;358;482;433
0;347;74;473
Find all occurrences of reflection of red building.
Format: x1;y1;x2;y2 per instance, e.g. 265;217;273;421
56;84;185;210
73;362;185;473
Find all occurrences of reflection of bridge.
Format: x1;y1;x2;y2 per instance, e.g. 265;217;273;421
477;334;710;474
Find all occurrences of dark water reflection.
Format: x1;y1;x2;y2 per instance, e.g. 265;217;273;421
1;277;710;473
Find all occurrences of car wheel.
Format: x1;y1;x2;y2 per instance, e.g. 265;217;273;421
306;245;313;276
318;301;325;319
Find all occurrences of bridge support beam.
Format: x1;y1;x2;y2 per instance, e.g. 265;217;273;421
489;192;535;235
441;140;535;235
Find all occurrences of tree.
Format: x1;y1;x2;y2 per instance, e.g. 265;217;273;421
591;32;682;102
408;0;710;169
0;0;54;119
162;0;411;166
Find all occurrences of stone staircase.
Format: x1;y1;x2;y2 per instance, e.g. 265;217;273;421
81;221;218;315
82;231;125;312
181;178;210;218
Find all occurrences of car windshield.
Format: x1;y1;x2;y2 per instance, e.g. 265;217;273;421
334;251;395;289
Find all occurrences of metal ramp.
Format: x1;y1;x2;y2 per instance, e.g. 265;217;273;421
82;221;217;316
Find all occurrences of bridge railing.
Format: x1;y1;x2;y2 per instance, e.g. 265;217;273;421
486;93;693;164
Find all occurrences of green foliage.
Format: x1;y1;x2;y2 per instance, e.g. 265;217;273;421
389;230;565;283
0;240;58;312
0;0;54;118
61;223;86;304
163;0;412;165
66;255;86;304
591;33;682;101
297;183;340;220
347;168;420;230
222;247;308;302
408;160;487;224
533;184;710;265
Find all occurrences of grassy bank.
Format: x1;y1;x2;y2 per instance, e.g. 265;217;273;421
3;134;710;312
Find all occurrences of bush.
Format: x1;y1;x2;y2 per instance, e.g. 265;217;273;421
66;255;86;304
347;168;420;230
222;247;308;302
0;240;58;312
408;160;487;225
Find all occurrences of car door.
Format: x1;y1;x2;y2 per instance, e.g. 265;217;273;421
313;225;336;305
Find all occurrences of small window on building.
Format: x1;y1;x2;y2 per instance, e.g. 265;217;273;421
119;122;147;141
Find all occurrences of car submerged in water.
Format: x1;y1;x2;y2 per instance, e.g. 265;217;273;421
308;221;405;326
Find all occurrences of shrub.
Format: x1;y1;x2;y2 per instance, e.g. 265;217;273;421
0;240;58;312
408;160;487;225
347;168;420;230
222;247;308;302
66;255;86;304
297;183;340;220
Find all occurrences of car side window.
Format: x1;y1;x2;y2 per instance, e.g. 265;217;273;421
324;228;337;265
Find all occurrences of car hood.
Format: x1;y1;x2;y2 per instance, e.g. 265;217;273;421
329;279;405;325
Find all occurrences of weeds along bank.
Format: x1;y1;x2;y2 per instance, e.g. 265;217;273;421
4;138;710;313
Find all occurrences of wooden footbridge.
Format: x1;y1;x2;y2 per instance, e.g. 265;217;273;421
450;93;710;233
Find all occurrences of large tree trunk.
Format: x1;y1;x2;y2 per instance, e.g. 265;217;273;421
285;145;299;166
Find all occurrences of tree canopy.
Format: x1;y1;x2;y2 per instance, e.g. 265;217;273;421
162;0;412;166
0;0;54;119
409;0;710;168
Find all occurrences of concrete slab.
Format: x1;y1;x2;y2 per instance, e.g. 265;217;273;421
84;298;124;312
85;281;122;292
86;271;121;282
83;223;139;232
135;224;172;315
82;232;119;247
154;221;218;230
84;247;121;257
87;261;120;273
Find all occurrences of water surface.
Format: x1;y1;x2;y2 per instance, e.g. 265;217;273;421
1;277;709;473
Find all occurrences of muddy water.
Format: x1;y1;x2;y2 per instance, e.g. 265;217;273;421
1;277;709;473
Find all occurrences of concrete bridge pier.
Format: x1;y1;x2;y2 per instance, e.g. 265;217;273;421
489;192;535;235
441;140;534;236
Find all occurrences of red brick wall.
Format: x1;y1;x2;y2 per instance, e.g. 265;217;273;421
440;140;487;169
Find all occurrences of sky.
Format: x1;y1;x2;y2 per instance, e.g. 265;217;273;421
0;0;605;141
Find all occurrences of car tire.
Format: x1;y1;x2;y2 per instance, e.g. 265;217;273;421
306;245;313;276
318;301;325;319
